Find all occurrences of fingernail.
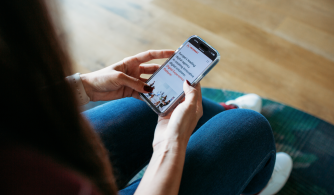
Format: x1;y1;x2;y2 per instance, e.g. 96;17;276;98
144;85;153;93
186;80;191;86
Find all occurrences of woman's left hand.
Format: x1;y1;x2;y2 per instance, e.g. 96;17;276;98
80;50;174;101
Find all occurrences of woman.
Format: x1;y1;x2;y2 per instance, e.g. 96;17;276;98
0;0;282;194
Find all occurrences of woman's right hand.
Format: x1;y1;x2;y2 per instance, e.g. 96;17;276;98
135;81;202;195
153;81;203;150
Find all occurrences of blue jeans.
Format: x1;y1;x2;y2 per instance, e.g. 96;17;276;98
83;97;276;195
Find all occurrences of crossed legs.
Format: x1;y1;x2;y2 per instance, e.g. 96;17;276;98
83;97;275;194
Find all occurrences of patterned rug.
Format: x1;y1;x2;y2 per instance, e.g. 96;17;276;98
83;88;334;195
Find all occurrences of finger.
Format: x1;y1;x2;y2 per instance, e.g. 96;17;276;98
194;82;202;106
194;82;203;119
136;50;175;63
124;50;175;66
183;80;198;105
132;91;141;100
139;64;161;74
118;73;153;94
139;78;148;83
158;110;173;120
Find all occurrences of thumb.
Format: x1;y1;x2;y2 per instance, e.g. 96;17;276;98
183;80;197;104
119;73;153;93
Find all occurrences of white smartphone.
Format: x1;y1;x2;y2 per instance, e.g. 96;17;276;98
140;35;220;116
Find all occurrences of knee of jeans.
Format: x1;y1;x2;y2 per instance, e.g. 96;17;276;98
217;109;275;151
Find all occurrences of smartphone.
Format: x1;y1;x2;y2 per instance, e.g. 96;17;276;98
140;35;220;116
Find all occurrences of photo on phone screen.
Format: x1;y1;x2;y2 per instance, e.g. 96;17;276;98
141;36;219;114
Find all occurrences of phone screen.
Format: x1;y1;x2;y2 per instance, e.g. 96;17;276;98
143;37;217;113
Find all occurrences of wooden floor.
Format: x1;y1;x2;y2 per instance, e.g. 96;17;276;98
59;0;334;124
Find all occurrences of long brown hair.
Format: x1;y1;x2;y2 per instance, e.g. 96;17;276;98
0;0;117;194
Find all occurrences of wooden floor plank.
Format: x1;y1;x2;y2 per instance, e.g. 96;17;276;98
60;0;167;70
195;0;285;32
253;0;334;34
193;0;334;61
274;17;334;62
